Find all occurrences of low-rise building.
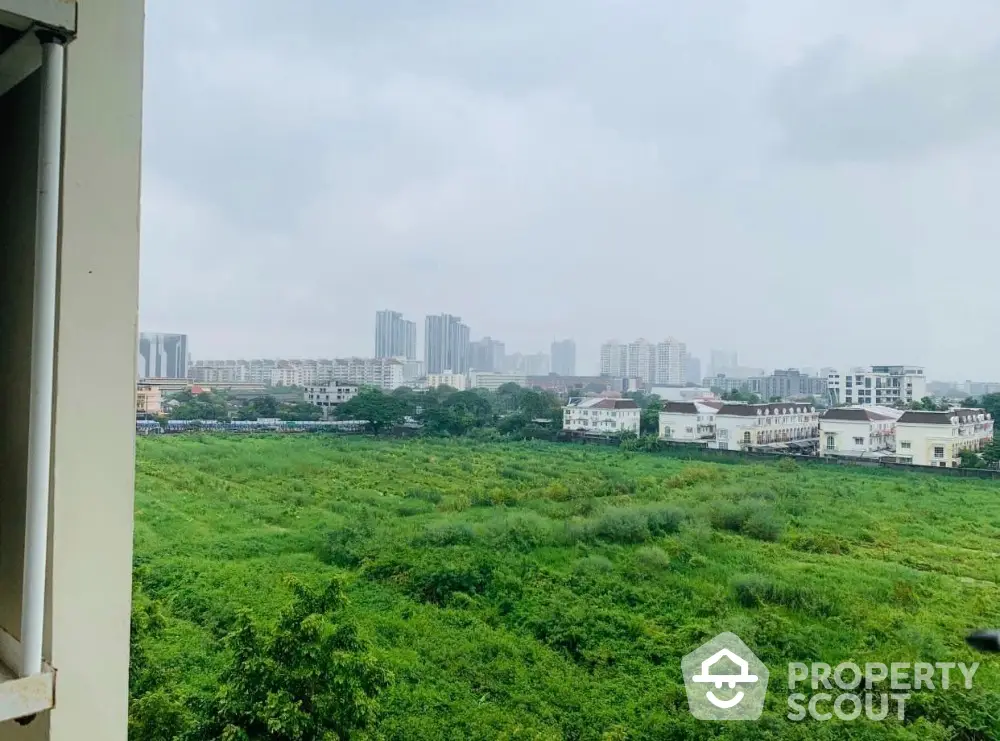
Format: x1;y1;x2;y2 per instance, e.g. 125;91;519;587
895;408;994;467
819;408;898;458
563;397;641;434
303;383;360;418
658;400;724;442
426;372;468;390
136;383;163;415
469;371;526;391
710;402;820;451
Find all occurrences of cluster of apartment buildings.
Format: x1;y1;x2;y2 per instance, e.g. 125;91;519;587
600;338;692;386
189;357;410;390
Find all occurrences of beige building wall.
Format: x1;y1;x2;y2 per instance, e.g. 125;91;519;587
0;0;144;738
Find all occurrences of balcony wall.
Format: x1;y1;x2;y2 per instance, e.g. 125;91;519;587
0;0;144;737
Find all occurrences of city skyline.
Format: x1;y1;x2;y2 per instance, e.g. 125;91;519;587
137;1;1000;381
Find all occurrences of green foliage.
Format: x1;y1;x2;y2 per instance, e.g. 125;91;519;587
207;577;392;741
132;436;1000;740
335;388;408;434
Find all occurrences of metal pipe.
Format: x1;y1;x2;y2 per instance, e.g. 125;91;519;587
21;32;66;678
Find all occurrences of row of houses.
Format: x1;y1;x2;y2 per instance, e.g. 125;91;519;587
562;398;994;468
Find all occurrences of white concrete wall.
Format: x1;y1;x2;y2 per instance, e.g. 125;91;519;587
0;0;144;737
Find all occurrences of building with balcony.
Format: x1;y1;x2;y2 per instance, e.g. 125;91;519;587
894;408;994;467
819;407;900;459
303;383;359;418
658;400;724;443
136;383;163;416
0;0;143;734
827;365;927;407
710;403;820;452
563;397;640;434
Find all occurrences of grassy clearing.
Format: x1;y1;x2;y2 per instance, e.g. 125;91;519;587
133;435;1000;739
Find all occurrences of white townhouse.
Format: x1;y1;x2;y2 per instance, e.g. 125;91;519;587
563;397;641;434
710;402;820;452
819;407;898;458
658;400;724;443
895;408;994;467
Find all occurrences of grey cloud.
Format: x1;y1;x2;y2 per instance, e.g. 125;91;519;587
773;39;1000;163
139;0;1000;378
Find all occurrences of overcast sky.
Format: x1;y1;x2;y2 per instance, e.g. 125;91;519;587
139;1;1000;379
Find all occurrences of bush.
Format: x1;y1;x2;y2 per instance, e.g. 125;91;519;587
405;487;443;504
643;504;686;536
709;501;784;542
416;521;476;547
574;555;615;575
484;511;553;551
733;575;837;617
633;546;671;573
593;508;651;544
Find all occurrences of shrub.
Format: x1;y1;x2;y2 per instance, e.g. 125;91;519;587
416;521;476;547
709;502;784;542
664;465;723;489
643;504;686;536
634;546;671;573
733;575;837;617
593;508;651;544
574;555;615;575
484;511;553;551
405;487;443;504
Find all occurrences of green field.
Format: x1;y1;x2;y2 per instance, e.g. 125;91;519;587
132;435;1000;740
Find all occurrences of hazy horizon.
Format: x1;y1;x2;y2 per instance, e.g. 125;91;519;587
138;1;1000;379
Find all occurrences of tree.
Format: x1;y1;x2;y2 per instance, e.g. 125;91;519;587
640;397;662;436
335;389;407;434
278;401;323;422
981;436;1000;466
238;395;280;420
917;396;939;411
208;577;392;741
169;390;230;420
958;448;984;469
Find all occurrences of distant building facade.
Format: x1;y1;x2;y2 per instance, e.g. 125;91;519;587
710;402;820;451
375;310;416;360
658;400;724;442
470;337;505;372
551;339;577;376
303;382;360;418
654;338;686;385
425;314;470;374
563;397;640;434
819;407;898;458
136;383;163;415
684;356;702;387
600;340;628;377
426;373;468;391
469;371;527;391
138;332;188;379
895;408;993;467
827;366;927;407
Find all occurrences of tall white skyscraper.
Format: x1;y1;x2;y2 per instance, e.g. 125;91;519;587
375;310;416;360
654;338;687;385
600;340;627;377
626;339;655;383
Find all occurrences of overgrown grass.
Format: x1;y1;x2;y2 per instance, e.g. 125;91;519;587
133;435;1000;740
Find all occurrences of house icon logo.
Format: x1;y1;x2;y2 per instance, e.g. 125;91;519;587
682;632;769;721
